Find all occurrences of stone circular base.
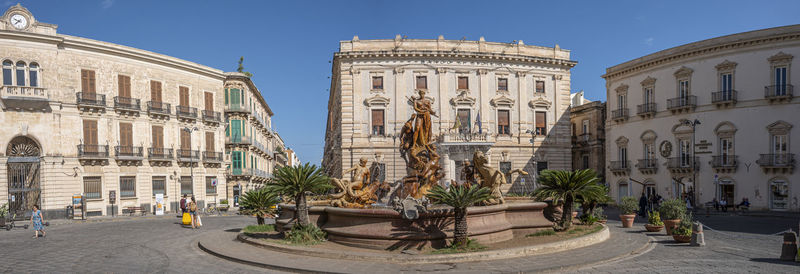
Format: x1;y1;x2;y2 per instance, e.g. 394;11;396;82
277;202;551;250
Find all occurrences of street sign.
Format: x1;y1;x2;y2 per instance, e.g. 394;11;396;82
109;190;116;203
211;179;218;186
520;178;526;185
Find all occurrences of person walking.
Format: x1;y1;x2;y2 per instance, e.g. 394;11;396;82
188;196;199;229
30;205;46;239
180;194;187;214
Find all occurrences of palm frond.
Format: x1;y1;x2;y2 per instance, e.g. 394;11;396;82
267;163;332;198
426;184;492;208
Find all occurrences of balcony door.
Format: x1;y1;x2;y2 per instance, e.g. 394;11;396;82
231;120;242;142
679;139;691;167
775;67;787;95
83;120;98;154
179;86;189;107
457;109;471;133
150;81;162;108
205;92;214;111
719;138;733;165
205;132;215;153
772;134;788;165
644;87;654;105
152;125;164;154
119;123;133;155
180;130;191;157
720;73;732;100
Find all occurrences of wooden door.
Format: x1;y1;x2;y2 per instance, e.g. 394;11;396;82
81;70;96;95
152;125;164;153
204;92;213;111
205;132;215;153
150;81;162;109
120;123;133;154
83;120;98;153
118;75;131;98
180;129;191;158
179;86;189;107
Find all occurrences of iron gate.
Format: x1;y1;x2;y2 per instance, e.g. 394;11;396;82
7;159;40;220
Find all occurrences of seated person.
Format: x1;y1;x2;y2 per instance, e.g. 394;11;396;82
736;197;750;210
719;197;728;212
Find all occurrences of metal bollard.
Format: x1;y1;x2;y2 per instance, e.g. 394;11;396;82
690;221;705;246
780;231;798;261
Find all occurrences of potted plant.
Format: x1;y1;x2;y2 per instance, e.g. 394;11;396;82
0;203;7;227
594;207;608;224
644;210;664;232
671;213;693;243
219;199;229;211
659;198;686;235
618;196;638;228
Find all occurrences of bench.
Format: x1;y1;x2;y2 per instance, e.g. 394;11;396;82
125;206;147;216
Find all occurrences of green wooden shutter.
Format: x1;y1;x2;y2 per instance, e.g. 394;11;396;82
224;89;228;104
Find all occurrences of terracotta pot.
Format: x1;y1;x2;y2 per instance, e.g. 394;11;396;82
644;224;663;232
619;214;636;228
598;219;607;224
672;234;691;243
663;219;681;235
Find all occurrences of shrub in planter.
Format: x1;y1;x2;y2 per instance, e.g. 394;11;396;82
593;207;607;224
671;213;693;243
580;214;599;225
618;196;639;228
659;198;686;235
644;211;664;232
0;203;7;226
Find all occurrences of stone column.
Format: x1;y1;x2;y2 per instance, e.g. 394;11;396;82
478;69;489;133
441;150;451;184
516;71;527;143
437;67;448;131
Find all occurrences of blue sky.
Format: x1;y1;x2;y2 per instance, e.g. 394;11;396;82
13;0;799;164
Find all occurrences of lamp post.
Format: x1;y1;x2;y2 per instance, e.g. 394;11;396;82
682;119;701;209
183;126;199;201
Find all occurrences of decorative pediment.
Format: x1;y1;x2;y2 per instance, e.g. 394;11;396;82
450;90;476;107
673;66;694;78
768;52;793;65
767;120;793;135
615;136;629;146
528;97;552;109
715;60;738;71
640;130;657;142
640;76;657;86
490;94;515;108
364;95;390;107
672;120;694;136
714;121;737;137
615;84;629;93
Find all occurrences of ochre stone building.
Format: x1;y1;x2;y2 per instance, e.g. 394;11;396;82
0;5;284;218
324;35;576;194
569;91;606;184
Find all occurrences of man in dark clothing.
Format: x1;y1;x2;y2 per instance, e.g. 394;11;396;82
638;192;648;217
180;194;187;213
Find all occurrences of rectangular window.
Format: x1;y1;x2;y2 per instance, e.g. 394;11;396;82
2;63;12;86
416;76;427;90
644;143;655;160
118;75;131;98
535;111;546;135
150;81;162;103
205;132;215;152
372;76;383;90
232;151;242;169
81;69;96;94
371;109;385;136
29;67;37;87
644;88;654;104
457;109;471;133
679;80;689;98
120;176;136;198
720;137;733;165
83;120;98;145
83;176;102;199
231;120;242;140
180;129;191;150
497;78;508;91
206;177;217;195
582;155;590;169
497;109;510;135
205;92;214;111
180;176;193;196
720;73;732;93
618;147;628;162
535;80;545;93
773;134;788;154
457;76;469;90
582;120;589;134
152;125;163;149
152;176;166;196
617;94;626;110
179;86;189;107
775;67;787;95
680;139;691;167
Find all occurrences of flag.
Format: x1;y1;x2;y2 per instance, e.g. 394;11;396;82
451;117;461;130
475;113;482;134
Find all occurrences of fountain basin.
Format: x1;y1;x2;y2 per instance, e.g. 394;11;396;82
277;202;550;250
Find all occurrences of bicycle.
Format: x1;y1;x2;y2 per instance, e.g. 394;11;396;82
204;203;222;216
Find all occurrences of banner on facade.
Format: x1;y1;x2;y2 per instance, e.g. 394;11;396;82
155;194;164;216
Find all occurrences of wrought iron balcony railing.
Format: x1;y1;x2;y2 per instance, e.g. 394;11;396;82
609;160;630;172
114;96;140;111
176;149;200;161
667;157;699;169
711;90;737;104
76;92;106;107
176;105;198;118
764;85;793;99
636;103;656;115
711;155;738;168
203;151;223;162
148;147;173;160
611;108;629;120
637;158;658;171
202;110;221;123
78;144;109;158
756;153;795;167
667;95;697;110
115;146;143;158
147;101;171;115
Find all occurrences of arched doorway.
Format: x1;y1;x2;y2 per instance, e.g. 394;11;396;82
6;136;41;219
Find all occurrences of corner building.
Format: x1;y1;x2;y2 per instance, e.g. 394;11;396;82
324;35;576;193
0;5;282;218
604;25;800;211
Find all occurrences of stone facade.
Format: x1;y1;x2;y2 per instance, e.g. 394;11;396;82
0;5;283;218
603;25;800;211
569;91;606;183
323;35;575;194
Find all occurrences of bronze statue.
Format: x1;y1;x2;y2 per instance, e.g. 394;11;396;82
329;157;379;208
472;151;528;205
399;89;443;199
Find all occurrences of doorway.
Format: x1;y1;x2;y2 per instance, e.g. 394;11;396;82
718;181;734;205
6;136;41;220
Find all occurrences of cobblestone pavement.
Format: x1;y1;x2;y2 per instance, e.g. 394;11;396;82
0;215;269;273
571;211;800;273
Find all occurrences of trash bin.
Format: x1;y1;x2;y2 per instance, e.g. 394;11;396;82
66;205;74;219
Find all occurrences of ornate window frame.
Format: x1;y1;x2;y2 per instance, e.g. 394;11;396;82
640;77;656;104
641;130;657;159
715;60;737;91
674;66;693;97
495;73;509;94
369;71;385;93
365;95;390;137
768;52;793;86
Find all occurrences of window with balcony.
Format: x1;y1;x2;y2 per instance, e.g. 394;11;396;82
535;80;545;93
120;176;136;198
179;86;190;107
535;111;547;135
371;109;385;136
2;60;11;86
497;78;508;91
204;92;213;111
457;76;468;90
84;176;102;199
180;176;193;195
206;132;215;152
29;63;38;87
152;176;166;196
497;109;510;135
720;73;733;99
457;109;471;133
774;66;788;96
83;119;98;147
372;76;383;90
679;139;692;167
152;125;163;149
416;76;427;90
81;69;96;95
232;151;242;169
15;61;25;86
230;119;242;141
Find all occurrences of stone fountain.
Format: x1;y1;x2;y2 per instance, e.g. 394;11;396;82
278;89;551;250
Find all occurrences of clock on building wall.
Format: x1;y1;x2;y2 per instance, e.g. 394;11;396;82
9;13;28;30
659;140;672;158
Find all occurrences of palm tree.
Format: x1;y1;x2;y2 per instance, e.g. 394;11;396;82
533;169;602;231
267;163;331;226
426;184;492;247
238;187;281;225
578;184;611;219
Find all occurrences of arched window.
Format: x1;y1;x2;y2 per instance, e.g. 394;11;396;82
15;61;26;86
29;63;38;87
2;60;12;86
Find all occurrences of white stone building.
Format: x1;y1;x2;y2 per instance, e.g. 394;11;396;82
603;25;800;211
0;5;283;218
323;35;576;193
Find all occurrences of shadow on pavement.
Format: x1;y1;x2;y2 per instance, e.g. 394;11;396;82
750;258;800;266
224;228;242;233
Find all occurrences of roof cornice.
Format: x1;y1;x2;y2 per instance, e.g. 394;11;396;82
334;50;577;69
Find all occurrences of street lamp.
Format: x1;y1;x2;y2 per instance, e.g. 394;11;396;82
183;126;199;201
681;119;700;209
